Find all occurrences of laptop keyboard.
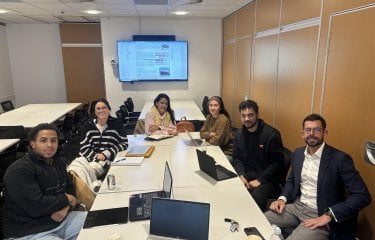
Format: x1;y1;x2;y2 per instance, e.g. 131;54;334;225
216;165;236;179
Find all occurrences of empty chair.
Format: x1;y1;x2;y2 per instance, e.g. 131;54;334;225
115;109;136;135
81;103;90;122
124;99;141;117
0;125;27;152
1;100;15;112
119;105;138;124
202;96;209;116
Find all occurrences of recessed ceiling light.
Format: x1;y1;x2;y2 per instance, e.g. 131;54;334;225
173;11;189;16
0;9;9;14
83;10;102;15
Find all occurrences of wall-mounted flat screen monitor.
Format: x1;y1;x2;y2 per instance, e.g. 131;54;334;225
117;41;188;82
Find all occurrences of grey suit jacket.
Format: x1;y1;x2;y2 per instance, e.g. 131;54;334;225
282;144;371;238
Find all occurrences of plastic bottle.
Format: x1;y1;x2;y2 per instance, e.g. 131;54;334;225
201;139;207;153
271;224;284;240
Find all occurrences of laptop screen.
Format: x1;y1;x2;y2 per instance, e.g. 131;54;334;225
163;161;173;198
150;198;210;240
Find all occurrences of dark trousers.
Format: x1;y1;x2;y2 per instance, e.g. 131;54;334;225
249;183;281;212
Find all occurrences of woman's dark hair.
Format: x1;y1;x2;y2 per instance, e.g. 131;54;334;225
28;123;61;141
303;113;327;130
90;97;111;119
209;96;230;120
153;93;175;123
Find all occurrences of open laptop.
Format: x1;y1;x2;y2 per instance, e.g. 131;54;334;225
196;149;237;181
149;198;210;240
128;161;173;221
184;128;203;146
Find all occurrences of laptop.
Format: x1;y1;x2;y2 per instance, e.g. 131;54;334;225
184;128;203;146
196;149;237;181
149;198;210;240
128;161;173;221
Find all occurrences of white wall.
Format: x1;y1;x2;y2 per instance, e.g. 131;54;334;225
101;17;222;112
0;25;15;111
6;24;67;106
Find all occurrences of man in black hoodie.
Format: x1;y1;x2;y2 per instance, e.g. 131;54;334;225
232;100;284;211
3;123;87;239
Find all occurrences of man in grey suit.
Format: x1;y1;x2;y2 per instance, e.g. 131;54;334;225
265;114;371;240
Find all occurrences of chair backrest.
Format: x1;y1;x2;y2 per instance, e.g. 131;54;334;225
1;100;15;112
281;147;292;186
202;96;209;116
82;103;90;121
0;125;25;140
124;100;133;113
115;110;125;124
126;97;135;112
119;105;129;117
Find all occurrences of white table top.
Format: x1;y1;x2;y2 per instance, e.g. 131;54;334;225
0;139;19;152
0;103;81;128
78;133;273;240
139;99;206;121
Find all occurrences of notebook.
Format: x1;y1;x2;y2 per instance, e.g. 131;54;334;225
145;134;174;141
126;145;155;158
184;128;203;147
149;198;210;240
196;149;237;181
83;207;128;229
128;161;173;221
112;156;144;166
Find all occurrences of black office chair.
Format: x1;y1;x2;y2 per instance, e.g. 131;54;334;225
119;105;138;124
81;103;90;122
202;96;209;116
0;125;28;152
1;100;15;112
124;99;141;118
115;110;136;135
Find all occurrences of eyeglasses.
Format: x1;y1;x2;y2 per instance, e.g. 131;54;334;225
303;127;323;134
95;106;108;111
224;218;239;232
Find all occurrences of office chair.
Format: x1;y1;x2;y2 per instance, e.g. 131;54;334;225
115;110;136;135
1;100;15;112
202;96;209;116
124;99;141;117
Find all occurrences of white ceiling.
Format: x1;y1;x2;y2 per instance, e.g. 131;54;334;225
0;0;252;24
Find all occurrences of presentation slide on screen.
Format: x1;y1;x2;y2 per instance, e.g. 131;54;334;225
118;41;188;81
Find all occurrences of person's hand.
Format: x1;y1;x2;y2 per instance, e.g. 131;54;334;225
240;175;250;188
167;128;177;136
249;179;261;188
303;214;332;229
96;153;106;161
208;132;217;138
149;125;161;132
65;193;77;208
269;199;286;214
51;206;69;222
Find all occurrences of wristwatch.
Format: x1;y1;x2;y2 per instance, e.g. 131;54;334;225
324;208;334;220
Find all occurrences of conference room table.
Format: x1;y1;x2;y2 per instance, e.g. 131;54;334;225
0;103;81;128
0;139;19;153
77;132;274;240
138;99;206;121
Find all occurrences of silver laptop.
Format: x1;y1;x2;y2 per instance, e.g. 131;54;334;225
128;161;173;221
184;128;203;147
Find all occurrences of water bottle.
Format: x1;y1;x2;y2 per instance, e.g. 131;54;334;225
271;224;284;240
200;139;207;153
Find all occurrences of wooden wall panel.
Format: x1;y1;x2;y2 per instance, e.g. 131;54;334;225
61;47;106;103
59;23;101;44
59;23;105;103
223;14;236;42
280;0;321;26
236;2;255;38
274;26;319;149
321;7;375;239
255;0;281;32
221;43;236;125
233;37;252;128
252;35;278;125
